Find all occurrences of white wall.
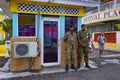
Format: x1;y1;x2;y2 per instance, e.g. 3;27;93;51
116;32;120;44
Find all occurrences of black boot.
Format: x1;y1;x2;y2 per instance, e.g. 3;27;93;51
71;64;76;70
77;63;80;69
65;65;69;72
85;63;92;69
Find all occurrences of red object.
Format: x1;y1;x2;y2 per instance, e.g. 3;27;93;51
94;32;116;43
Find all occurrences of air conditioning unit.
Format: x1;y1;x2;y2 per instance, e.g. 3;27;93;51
14;42;38;58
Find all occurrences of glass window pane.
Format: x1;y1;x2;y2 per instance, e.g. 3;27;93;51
18;14;36;37
114;23;120;31
43;21;58;63
65;17;77;33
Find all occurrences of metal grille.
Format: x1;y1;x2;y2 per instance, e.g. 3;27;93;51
52;6;79;14
18;3;50;13
15;44;29;56
17;3;79;15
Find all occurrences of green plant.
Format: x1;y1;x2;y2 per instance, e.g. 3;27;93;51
0;18;12;37
0;40;6;45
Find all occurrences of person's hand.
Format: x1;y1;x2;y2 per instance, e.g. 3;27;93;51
101;41;105;45
81;43;87;47
84;44;88;47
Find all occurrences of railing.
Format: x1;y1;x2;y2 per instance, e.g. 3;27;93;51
79;0;99;1
100;1;113;11
75;0;99;2
85;0;120;16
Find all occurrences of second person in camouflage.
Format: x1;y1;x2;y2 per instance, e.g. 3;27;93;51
77;24;92;69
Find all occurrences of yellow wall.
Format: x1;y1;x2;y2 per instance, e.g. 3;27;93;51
94;42;120;51
0;14;6;56
0;14;5;40
10;0;84;17
0;45;6;56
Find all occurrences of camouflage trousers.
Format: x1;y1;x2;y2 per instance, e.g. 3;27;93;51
65;46;75;65
78;47;89;64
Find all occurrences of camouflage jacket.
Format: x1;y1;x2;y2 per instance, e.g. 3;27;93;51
64;31;77;48
78;30;89;47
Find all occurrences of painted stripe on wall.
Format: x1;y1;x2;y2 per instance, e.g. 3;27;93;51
12;13;18;38
36;14;41;38
60;16;65;38
78;17;82;31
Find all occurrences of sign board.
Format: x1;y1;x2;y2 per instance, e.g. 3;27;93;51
83;8;120;24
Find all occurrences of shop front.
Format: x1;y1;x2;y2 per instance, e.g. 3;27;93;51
9;0;99;72
9;0;84;72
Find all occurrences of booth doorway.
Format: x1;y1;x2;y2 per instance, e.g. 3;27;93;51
41;17;60;66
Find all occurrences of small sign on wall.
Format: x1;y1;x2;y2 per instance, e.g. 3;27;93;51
5;41;10;49
5;40;10;57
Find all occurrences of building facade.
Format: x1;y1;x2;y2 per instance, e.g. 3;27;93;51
0;11;5;40
10;0;99;71
83;0;120;51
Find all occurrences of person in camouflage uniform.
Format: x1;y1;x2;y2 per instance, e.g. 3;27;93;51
77;24;91;69
64;26;77;71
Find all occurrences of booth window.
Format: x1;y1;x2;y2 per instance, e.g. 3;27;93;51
65;17;77;33
18;14;36;37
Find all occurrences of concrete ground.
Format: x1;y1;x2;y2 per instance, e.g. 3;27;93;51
0;49;120;80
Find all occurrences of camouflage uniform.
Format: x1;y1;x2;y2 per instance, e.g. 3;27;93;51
78;30;89;64
64;31;77;66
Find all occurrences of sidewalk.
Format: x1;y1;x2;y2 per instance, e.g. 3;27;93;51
0;60;97;79
0;49;120;79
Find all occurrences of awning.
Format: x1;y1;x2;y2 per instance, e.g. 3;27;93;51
0;0;100;18
31;0;100;12
31;0;100;7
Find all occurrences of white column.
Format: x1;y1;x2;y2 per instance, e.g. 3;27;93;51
98;0;100;12
116;32;120;44
113;0;117;8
